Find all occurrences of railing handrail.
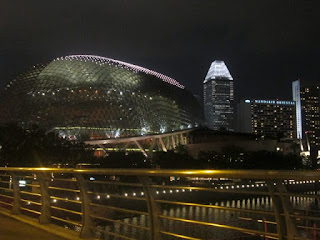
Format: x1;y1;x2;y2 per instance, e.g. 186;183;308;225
1;167;319;239
0;167;319;179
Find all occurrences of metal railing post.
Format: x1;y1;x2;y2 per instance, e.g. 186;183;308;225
267;180;298;240
139;176;161;240
75;174;95;239
10;172;21;215
37;172;51;224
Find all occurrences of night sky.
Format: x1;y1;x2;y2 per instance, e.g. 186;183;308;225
1;0;319;104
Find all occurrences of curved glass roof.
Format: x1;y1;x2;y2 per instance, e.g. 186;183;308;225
62;55;185;89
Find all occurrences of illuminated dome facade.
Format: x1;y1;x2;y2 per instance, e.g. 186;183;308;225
0;55;203;140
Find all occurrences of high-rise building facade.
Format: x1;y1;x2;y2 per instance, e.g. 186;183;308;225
292;80;320;148
203;60;234;131
237;99;296;139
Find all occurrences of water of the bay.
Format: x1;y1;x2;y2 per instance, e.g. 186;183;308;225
95;192;318;240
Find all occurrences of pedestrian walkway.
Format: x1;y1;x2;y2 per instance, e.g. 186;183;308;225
0;214;66;240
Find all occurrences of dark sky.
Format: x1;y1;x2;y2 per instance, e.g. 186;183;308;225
1;0;319;103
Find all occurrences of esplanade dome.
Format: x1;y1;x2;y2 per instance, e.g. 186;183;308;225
0;55;203;140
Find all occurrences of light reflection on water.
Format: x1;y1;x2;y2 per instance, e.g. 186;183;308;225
97;193;317;240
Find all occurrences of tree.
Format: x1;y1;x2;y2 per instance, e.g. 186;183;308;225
153;150;199;169
0;124;95;167
99;152;149;168
197;149;303;170
197;151;227;169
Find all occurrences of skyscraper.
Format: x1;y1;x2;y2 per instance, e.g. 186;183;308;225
292;80;320;149
237;99;296;139
203;60;234;131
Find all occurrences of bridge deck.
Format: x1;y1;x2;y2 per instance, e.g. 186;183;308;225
0;214;66;240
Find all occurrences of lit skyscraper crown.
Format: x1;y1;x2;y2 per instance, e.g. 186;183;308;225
204;60;233;83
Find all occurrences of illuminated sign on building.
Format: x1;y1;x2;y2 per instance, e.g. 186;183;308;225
253;100;295;105
244;99;295;105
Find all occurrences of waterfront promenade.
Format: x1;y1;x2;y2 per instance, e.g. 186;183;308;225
0;214;66;240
